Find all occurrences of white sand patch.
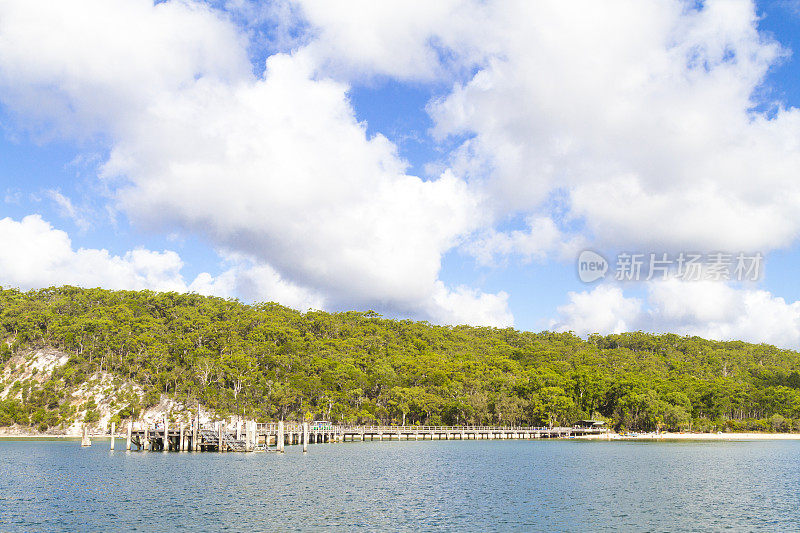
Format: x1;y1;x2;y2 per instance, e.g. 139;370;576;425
1;348;71;399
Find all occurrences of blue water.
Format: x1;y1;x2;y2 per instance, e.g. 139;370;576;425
1;439;799;531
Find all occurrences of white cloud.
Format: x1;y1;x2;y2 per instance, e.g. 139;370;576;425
431;0;800;252
6;0;800;335
0;215;323;310
190;253;326;311
647;279;800;348
296;0;800;254
295;0;486;81
0;0;250;138
464;216;586;266
0;1;510;327
45;190;91;230
426;282;512;328
3;189;21;204
551;285;643;336
0;215;187;292
552;279;800;349
99;50;498;324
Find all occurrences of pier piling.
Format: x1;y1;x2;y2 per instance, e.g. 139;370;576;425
110;422;115;450
122;423;607;453
164;417;169;452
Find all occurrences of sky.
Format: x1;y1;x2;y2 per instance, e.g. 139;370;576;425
2;0;800;347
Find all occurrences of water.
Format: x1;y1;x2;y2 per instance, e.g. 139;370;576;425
1;439;799;531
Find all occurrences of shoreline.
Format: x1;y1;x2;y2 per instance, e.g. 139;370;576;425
578;432;800;441
3;432;800;441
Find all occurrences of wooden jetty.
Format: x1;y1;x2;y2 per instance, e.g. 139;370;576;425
122;419;608;452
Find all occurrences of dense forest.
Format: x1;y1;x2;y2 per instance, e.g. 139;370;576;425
2;286;800;433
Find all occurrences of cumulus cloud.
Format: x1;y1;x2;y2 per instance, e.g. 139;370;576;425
464;216;586;266
426;282;512;328
295;0;486;81
289;0;800;339
102;51;486;314
0;215;188;292
552;280;800;349
444;2;800;250
429;0;800;252
0;0;250;137
3;0;800;336
297;0;800;254
0;215;323;309
0;0;510;327
551;285;643;337
190;255;326;311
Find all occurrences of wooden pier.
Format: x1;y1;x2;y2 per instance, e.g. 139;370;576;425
123;420;608;452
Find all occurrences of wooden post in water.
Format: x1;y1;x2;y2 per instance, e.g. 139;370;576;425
163;416;169;452
236;421;242;441
277;421;285;453
144;425;150;451
179;423;185;451
126;420;132;451
81;424;91;447
218;422;224;452
110;421;116;450
303;422;309;453
193;417;199;451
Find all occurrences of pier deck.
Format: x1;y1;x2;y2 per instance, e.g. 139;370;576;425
123;421;608;452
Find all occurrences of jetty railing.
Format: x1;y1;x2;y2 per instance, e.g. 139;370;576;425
119;419;608;453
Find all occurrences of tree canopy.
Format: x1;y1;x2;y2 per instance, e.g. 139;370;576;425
2;286;800;433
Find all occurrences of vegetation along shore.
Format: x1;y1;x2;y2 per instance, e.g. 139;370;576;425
2;286;800;437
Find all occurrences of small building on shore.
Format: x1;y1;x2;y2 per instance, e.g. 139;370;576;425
575;419;606;429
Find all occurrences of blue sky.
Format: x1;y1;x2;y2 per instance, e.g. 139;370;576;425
2;0;800;346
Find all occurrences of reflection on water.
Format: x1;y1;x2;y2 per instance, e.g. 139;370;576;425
1;439;799;531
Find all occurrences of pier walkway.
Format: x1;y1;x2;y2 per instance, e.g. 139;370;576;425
122;421;608;452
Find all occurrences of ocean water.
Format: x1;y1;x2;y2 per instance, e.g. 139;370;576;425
1;438;799;531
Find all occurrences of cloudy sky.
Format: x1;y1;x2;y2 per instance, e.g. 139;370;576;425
2;0;800;346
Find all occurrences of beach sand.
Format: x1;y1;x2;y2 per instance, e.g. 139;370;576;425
579;431;800;441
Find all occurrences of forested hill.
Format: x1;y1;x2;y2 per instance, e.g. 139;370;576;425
2;286;800;433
